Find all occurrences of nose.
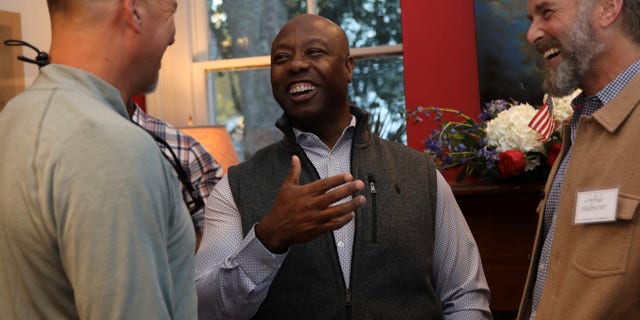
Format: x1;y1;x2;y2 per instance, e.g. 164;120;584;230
526;19;543;45
288;54;310;73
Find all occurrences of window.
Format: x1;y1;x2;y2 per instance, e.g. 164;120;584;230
153;0;406;160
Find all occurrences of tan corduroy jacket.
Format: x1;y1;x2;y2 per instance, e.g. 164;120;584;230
518;73;640;320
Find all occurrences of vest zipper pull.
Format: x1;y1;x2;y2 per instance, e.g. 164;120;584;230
368;175;378;243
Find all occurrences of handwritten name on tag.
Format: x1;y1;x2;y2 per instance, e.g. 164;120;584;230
574;188;619;224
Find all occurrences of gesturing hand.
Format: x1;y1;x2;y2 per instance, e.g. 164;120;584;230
255;155;366;253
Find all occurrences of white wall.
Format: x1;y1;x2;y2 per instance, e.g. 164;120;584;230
0;0;200;127
0;1;51;87
145;0;206;127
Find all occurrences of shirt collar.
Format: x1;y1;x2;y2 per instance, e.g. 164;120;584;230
130;103;147;125
572;59;640;112
293;115;357;149
39;64;128;119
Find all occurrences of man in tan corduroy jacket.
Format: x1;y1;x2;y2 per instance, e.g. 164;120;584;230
518;0;640;319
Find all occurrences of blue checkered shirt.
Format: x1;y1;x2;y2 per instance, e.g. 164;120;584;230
529;60;640;318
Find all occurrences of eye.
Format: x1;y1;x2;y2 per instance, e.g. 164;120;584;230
542;9;553;20
306;48;327;58
272;53;291;64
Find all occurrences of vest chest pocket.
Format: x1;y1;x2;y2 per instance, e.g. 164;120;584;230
571;193;640;278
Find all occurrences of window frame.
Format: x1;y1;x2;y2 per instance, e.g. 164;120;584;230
146;0;403;128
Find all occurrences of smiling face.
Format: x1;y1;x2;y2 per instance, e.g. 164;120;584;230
526;0;604;96
270;14;354;133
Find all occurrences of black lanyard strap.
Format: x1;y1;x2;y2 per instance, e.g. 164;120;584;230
137;125;205;216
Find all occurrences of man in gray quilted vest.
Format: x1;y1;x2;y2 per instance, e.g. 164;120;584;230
195;14;491;320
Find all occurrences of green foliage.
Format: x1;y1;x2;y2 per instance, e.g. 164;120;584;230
367;108;406;143
207;0;407;154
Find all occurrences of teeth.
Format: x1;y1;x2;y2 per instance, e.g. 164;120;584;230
290;84;316;94
543;48;560;60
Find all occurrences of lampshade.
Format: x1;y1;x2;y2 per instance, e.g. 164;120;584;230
178;125;240;175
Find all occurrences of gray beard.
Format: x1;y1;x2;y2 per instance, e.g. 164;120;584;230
542;3;604;97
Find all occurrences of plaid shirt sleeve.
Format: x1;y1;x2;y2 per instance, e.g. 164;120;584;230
182;136;222;233
131;105;222;234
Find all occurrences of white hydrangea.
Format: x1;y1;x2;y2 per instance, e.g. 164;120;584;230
548;89;580;123
485;103;545;153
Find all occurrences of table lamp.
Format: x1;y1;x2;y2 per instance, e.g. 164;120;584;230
178;125;240;174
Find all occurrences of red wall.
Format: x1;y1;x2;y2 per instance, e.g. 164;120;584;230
401;0;480;151
132;93;146;112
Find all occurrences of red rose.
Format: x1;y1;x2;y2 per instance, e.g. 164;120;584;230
498;150;526;178
546;143;562;167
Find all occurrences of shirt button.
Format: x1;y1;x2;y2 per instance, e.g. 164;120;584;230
337;241;345;248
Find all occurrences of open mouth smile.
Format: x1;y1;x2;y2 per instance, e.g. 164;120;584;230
288;82;318;100
543;47;561;61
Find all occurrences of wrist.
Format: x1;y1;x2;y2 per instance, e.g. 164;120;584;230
255;222;288;254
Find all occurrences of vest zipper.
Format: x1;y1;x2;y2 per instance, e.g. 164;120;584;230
345;287;352;319
368;175;377;243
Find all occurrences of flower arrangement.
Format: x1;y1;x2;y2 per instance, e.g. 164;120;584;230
410;91;578;182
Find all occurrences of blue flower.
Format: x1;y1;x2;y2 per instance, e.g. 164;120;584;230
408;102;558;182
454;144;467;152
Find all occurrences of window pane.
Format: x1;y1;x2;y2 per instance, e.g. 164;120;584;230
207;54;405;160
206;68;282;160
318;1;402;48
207;0;402;59
350;55;406;144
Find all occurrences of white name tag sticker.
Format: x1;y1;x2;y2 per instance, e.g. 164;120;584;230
574;188;619;224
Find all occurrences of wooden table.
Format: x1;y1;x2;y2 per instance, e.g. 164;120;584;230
451;180;543;318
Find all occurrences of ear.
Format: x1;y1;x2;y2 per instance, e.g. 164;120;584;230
125;0;143;33
345;55;355;83
599;0;623;28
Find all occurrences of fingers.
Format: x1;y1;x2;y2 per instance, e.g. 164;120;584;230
282;155;301;187
314;212;355;236
314;172;355;193
319;195;366;227
257;155;368;253
310;179;365;210
300;195;365;239
283;155;361;199
283;161;365;212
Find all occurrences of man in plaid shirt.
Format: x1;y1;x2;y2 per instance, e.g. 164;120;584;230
128;101;222;248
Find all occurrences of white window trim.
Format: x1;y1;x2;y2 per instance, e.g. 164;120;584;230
146;0;209;127
147;0;402;127
191;44;402;124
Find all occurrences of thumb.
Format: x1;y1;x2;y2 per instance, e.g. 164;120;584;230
283;155;301;187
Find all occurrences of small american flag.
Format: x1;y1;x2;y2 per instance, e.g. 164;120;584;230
528;95;555;142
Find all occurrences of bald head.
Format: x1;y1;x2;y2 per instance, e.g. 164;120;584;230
47;0;177;104
272;14;350;57
47;0;126;70
47;0;117;25
269;14;355;143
